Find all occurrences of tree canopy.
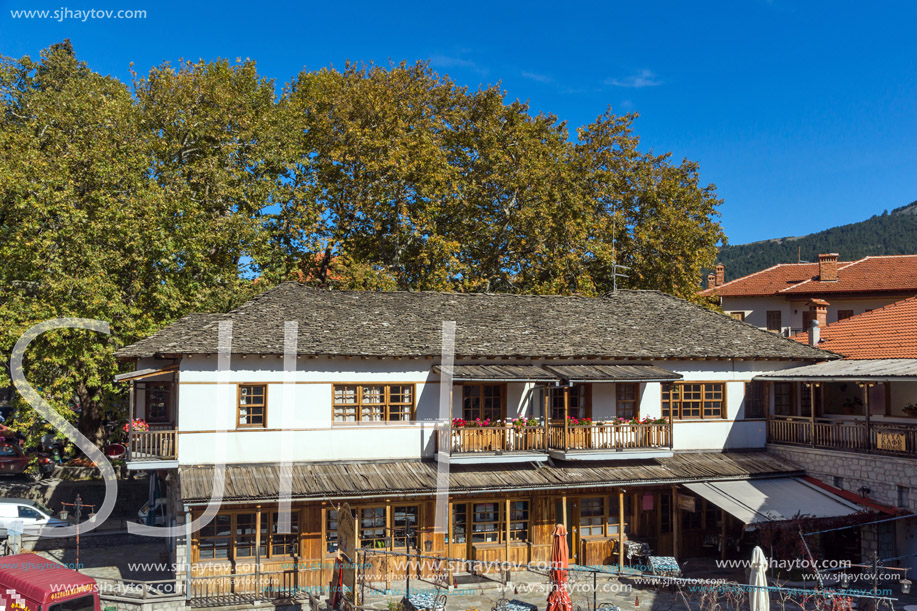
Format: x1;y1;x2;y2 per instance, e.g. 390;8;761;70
0;42;725;443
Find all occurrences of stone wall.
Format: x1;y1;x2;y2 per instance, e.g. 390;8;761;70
766;444;917;511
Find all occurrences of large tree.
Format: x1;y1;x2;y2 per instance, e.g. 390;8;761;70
259;62;725;298
0;43;271;444
0;47;725;444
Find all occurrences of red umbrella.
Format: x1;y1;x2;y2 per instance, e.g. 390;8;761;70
547;524;572;611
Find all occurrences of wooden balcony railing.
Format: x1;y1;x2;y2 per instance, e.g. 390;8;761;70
768;416;917;456
128;429;177;461
548;421;672;452
443;425;547;454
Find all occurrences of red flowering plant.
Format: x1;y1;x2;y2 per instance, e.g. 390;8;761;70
123;419;150;434
452;418;502;428
566;416;592;426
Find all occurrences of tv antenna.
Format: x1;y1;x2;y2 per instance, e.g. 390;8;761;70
612;213;629;292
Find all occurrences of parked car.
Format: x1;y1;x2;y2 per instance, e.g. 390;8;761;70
0;498;69;533
0;444;30;475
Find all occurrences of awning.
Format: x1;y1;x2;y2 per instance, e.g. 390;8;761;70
755;359;917;382
433;364;558;382
683;477;863;524
114;364;178;382
543;364;682;384
432;363;682;384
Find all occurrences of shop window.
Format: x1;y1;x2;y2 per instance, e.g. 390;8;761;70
392;505;419;550
198;514;231;559
509;501;529;542
471;502;500;543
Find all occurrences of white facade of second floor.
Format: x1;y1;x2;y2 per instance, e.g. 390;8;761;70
720;295;907;336
127;355;814;466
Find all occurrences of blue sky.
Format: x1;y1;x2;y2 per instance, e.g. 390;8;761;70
2;0;916;245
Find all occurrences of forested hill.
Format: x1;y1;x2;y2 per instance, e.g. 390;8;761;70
717;200;917;279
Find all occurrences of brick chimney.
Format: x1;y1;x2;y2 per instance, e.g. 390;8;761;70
715;263;725;286
707;273;716;290
809;298;829;328
818;253;839;282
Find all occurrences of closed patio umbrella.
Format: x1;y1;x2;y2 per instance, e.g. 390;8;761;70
749;546;769;611
547;524;572;611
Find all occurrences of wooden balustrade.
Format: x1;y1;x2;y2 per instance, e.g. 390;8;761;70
769;416;917;456
548;421;672;451
445;421;671;455
447;425;547;454
129;429;177;460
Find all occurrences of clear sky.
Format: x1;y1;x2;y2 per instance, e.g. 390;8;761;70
2;0;915;245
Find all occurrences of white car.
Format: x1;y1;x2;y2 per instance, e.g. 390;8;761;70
0;498;68;533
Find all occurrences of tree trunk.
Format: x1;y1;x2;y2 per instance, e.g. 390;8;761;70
76;390;105;447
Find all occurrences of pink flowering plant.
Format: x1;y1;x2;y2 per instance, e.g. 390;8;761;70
616;416;667;425
123;418;150;434
566;416;592;426
510;417;540;428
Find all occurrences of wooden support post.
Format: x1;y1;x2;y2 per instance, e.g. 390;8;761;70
863;383;872;452
561;495;567;529
809;383;816;447
720;509;727;561
618;489;625;568
672;486;679;559
255;505;262;590
505;498;511;560
563;386;570;450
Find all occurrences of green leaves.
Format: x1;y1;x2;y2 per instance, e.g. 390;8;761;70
0;46;725;444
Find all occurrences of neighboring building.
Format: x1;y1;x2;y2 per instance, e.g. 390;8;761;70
115;283;873;600
759;296;917;571
700;254;917;336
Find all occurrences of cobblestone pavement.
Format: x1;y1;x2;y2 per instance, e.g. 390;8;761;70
35;540;174;581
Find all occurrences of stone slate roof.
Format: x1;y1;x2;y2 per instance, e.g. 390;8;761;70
116;282;836;361
179;451;803;503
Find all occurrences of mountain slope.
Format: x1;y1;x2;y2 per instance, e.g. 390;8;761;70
717;200;917;279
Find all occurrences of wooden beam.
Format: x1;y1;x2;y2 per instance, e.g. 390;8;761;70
505;498;511;563
720;509;727;561
618;489;625;568
672;486;679;559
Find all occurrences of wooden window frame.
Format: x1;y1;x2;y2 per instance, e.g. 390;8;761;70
662;382;727;420
728;312;745;321
145;381;173;424
616;383;640;421
236;384;267;428
470;501;501;544
269;510;300;556
332;384;417;423
358;506;388;549
766;310;782;332
391;504;420;550
548;384;592;421
461;383;507;422
450;503;467;544
508;500;530;542
197;514;232;560
837;310;854;322
744;381;768;420
234;511;267;558
773;382;795;416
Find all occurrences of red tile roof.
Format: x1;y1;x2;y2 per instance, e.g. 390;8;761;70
791;295;917;359
701;255;917;297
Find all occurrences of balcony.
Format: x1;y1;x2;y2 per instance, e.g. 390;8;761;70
768;416;917;457
127;427;178;469
438;420;673;463
439;425;549;464
547;420;673;460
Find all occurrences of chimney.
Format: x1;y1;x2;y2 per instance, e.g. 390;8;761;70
715;263;725;286
808;319;820;347
818;253;839;282
808;298;829;330
707;273;717;290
